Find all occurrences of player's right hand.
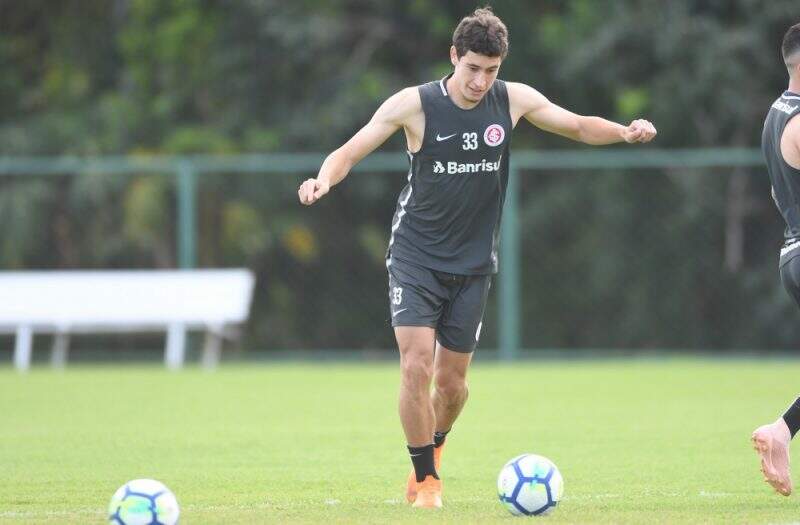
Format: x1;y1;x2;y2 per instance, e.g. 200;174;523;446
298;178;330;205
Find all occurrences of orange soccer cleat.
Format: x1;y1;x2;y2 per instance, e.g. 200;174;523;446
411;475;442;509
405;444;444;503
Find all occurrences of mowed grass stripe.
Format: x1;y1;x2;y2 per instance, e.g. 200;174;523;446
0;359;798;524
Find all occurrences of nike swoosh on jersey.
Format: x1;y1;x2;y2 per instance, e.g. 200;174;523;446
392;308;409;317
436;133;457;141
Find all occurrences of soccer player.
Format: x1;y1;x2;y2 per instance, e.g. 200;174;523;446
298;7;656;508
752;22;800;498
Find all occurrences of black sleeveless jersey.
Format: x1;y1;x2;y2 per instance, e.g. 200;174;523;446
762;91;800;244
387;74;513;275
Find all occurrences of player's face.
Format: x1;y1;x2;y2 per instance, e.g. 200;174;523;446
450;48;502;103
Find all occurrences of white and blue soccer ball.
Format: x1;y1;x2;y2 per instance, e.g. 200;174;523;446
108;479;180;525
497;454;563;516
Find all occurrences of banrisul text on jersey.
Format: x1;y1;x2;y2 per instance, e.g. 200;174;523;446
387;74;512;275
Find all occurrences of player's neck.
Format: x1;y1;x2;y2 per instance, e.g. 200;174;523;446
789;76;800;95
445;75;480;110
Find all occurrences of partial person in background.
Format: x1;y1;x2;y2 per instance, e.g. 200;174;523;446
753;21;800;497
299;6;656;509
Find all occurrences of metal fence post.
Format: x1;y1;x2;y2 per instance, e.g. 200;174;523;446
177;160;197;269
499;162;520;361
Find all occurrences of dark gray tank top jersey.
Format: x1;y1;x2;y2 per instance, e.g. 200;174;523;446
762;91;800;263
387;74;513;275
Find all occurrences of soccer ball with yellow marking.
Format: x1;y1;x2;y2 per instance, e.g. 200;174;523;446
497;454;563;516
108;479;179;525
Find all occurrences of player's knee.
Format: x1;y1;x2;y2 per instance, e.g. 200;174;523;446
400;354;433;387
435;373;468;403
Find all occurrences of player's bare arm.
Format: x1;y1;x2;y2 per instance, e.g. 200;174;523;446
781;114;800;169
298;88;423;205
506;82;656;145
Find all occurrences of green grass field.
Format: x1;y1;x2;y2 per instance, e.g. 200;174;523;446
1;358;799;524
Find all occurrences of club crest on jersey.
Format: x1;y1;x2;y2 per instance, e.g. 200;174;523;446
484;124;505;147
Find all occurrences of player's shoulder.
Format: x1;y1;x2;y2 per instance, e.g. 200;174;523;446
786;111;800;140
385;86;422;108
505;81;544;99
379;86;422;122
505;81;549;113
782;94;800;131
398;85;423;105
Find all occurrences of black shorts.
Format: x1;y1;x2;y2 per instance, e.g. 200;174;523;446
386;256;491;353
780;241;800;308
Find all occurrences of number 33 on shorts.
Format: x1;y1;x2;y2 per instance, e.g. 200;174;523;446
392;287;403;305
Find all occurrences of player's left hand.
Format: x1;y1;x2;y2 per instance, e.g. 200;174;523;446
622;119;657;143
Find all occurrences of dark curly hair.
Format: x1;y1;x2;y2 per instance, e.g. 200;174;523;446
452;7;509;60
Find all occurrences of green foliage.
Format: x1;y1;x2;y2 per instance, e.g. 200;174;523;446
0;180;52;268
0;1;798;350
221;201;271;262
616;88;649;120
124;176;170;251
163;127;236;154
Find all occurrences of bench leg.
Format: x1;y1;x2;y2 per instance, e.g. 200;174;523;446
14;326;33;372
165;324;186;370
51;333;70;368
201;330;223;369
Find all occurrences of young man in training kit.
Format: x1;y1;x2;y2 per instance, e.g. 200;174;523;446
753;22;800;498
298;7;656;508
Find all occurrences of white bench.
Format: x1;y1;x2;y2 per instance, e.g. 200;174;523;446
0;269;255;371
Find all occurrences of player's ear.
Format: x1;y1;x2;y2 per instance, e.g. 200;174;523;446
450;46;459;67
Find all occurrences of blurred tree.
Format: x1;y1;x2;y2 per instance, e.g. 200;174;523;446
0;0;797;351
